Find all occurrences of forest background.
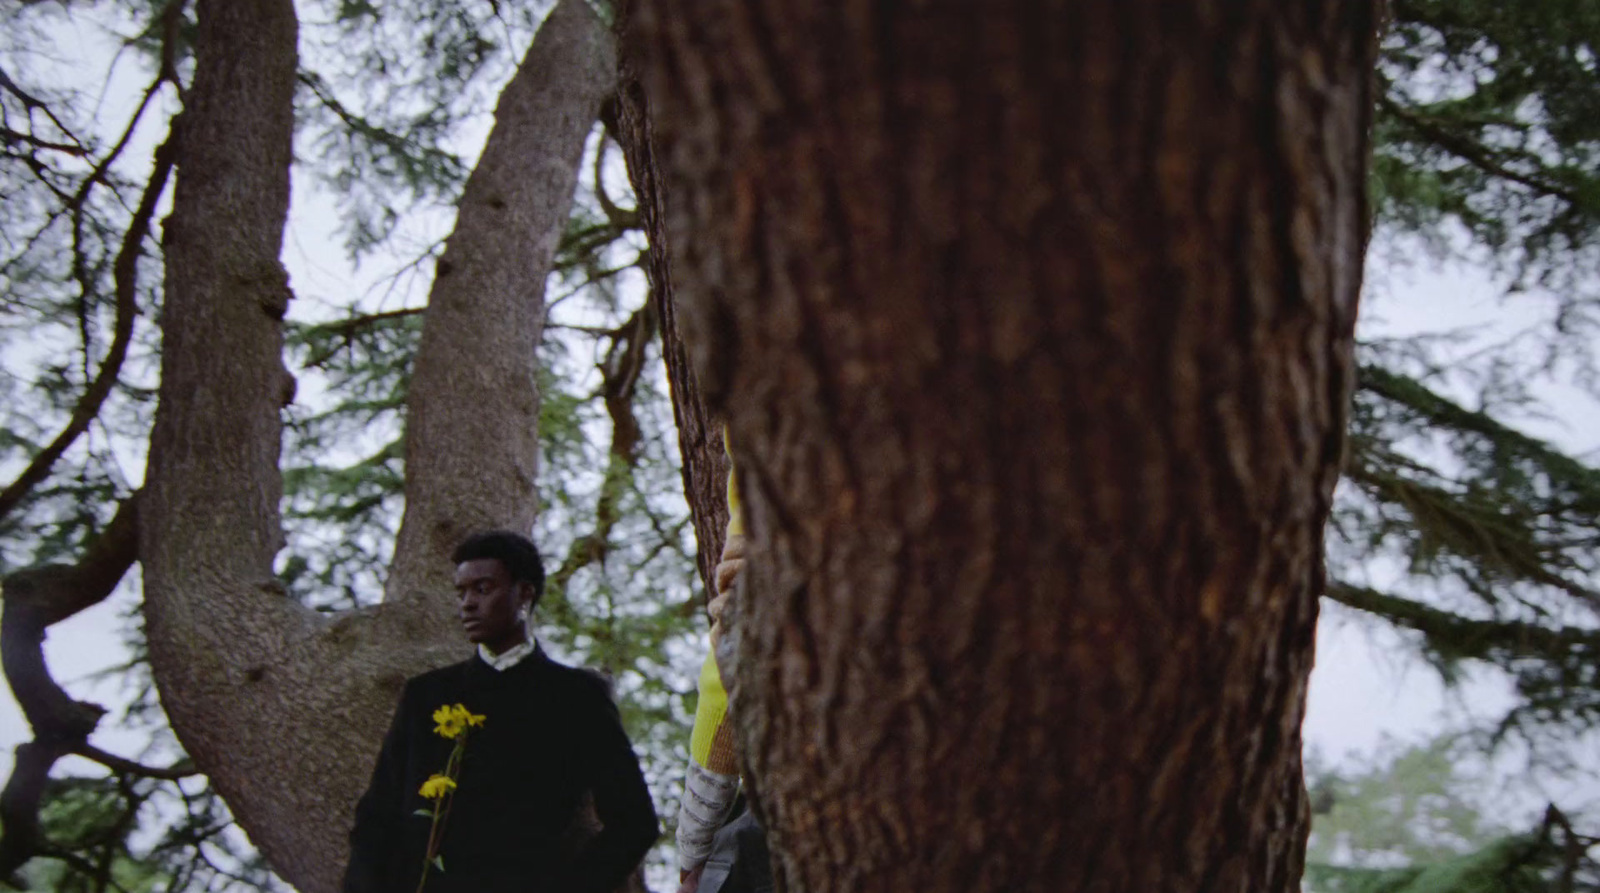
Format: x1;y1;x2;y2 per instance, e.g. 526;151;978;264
1;1;1598;891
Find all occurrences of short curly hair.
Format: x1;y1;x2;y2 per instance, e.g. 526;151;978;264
451;530;546;608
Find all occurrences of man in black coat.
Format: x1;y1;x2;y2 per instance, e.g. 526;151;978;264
342;530;659;893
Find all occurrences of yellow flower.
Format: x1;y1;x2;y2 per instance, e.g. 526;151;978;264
418;774;456;800
432;705;462;739
432;703;486;738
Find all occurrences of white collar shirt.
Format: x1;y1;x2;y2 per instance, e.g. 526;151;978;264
477;635;537;671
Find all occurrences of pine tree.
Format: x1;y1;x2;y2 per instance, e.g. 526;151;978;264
0;0;1595;889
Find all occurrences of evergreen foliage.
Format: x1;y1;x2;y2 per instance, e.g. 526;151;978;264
1328;0;1600;746
1377;0;1600;326
1305;736;1598;893
1;0;1598;889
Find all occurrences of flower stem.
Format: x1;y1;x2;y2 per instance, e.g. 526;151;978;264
414;733;470;893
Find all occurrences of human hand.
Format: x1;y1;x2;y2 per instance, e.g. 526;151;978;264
714;534;747;596
676;863;705;893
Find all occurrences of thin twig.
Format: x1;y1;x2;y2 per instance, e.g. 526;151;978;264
71;744;199;781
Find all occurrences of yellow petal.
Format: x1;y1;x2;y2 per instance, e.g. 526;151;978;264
418;773;457;800
432;707;457;736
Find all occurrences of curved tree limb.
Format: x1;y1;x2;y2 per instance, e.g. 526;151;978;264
546;302;657;601
0;495;140;883
592;129;640;230
66;0;189;378
387;0;619;605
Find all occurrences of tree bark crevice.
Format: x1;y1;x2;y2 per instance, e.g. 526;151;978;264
630;2;1379;890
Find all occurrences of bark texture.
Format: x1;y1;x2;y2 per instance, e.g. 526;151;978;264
139;2;614;890
631;3;1377;891
389;0;617;605
612;26;731;599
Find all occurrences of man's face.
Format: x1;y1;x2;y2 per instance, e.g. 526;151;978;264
454;558;528;652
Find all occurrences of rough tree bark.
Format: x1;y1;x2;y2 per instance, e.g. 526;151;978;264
630;2;1376;892
610;46;730;599
389;0;615;604
136;1;614;890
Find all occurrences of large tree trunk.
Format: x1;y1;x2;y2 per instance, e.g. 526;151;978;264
629;3;1376;892
140;2;613;890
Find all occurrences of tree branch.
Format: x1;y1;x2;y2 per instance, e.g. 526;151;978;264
1378;92;1587;209
546;303;656;600
0;131;177;526
0;64;84;150
70;744;199;781
0;125;88;156
0;495;140;882
1326;580;1600;667
299;306;425;369
64;2;186;383
591;129;639;230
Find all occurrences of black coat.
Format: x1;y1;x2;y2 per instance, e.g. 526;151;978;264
342;649;659;893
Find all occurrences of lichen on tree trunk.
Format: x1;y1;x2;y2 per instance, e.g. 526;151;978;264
629;2;1378;891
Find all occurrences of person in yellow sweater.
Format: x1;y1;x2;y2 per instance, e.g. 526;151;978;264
674;435;753;893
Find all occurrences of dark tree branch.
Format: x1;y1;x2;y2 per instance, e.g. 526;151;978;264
0;741;71;889
154;0;189;87
0;125;88;156
300;306;425;369
0;64;84;149
0;495;140;882
1538;804;1596;893
0;132;177;526
600;302;655;465
547;303;657;598
1378;92;1587;209
591;129;639;230
65;0;187;376
1327;580;1600;664
64;0;188;214
71;744;199;781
